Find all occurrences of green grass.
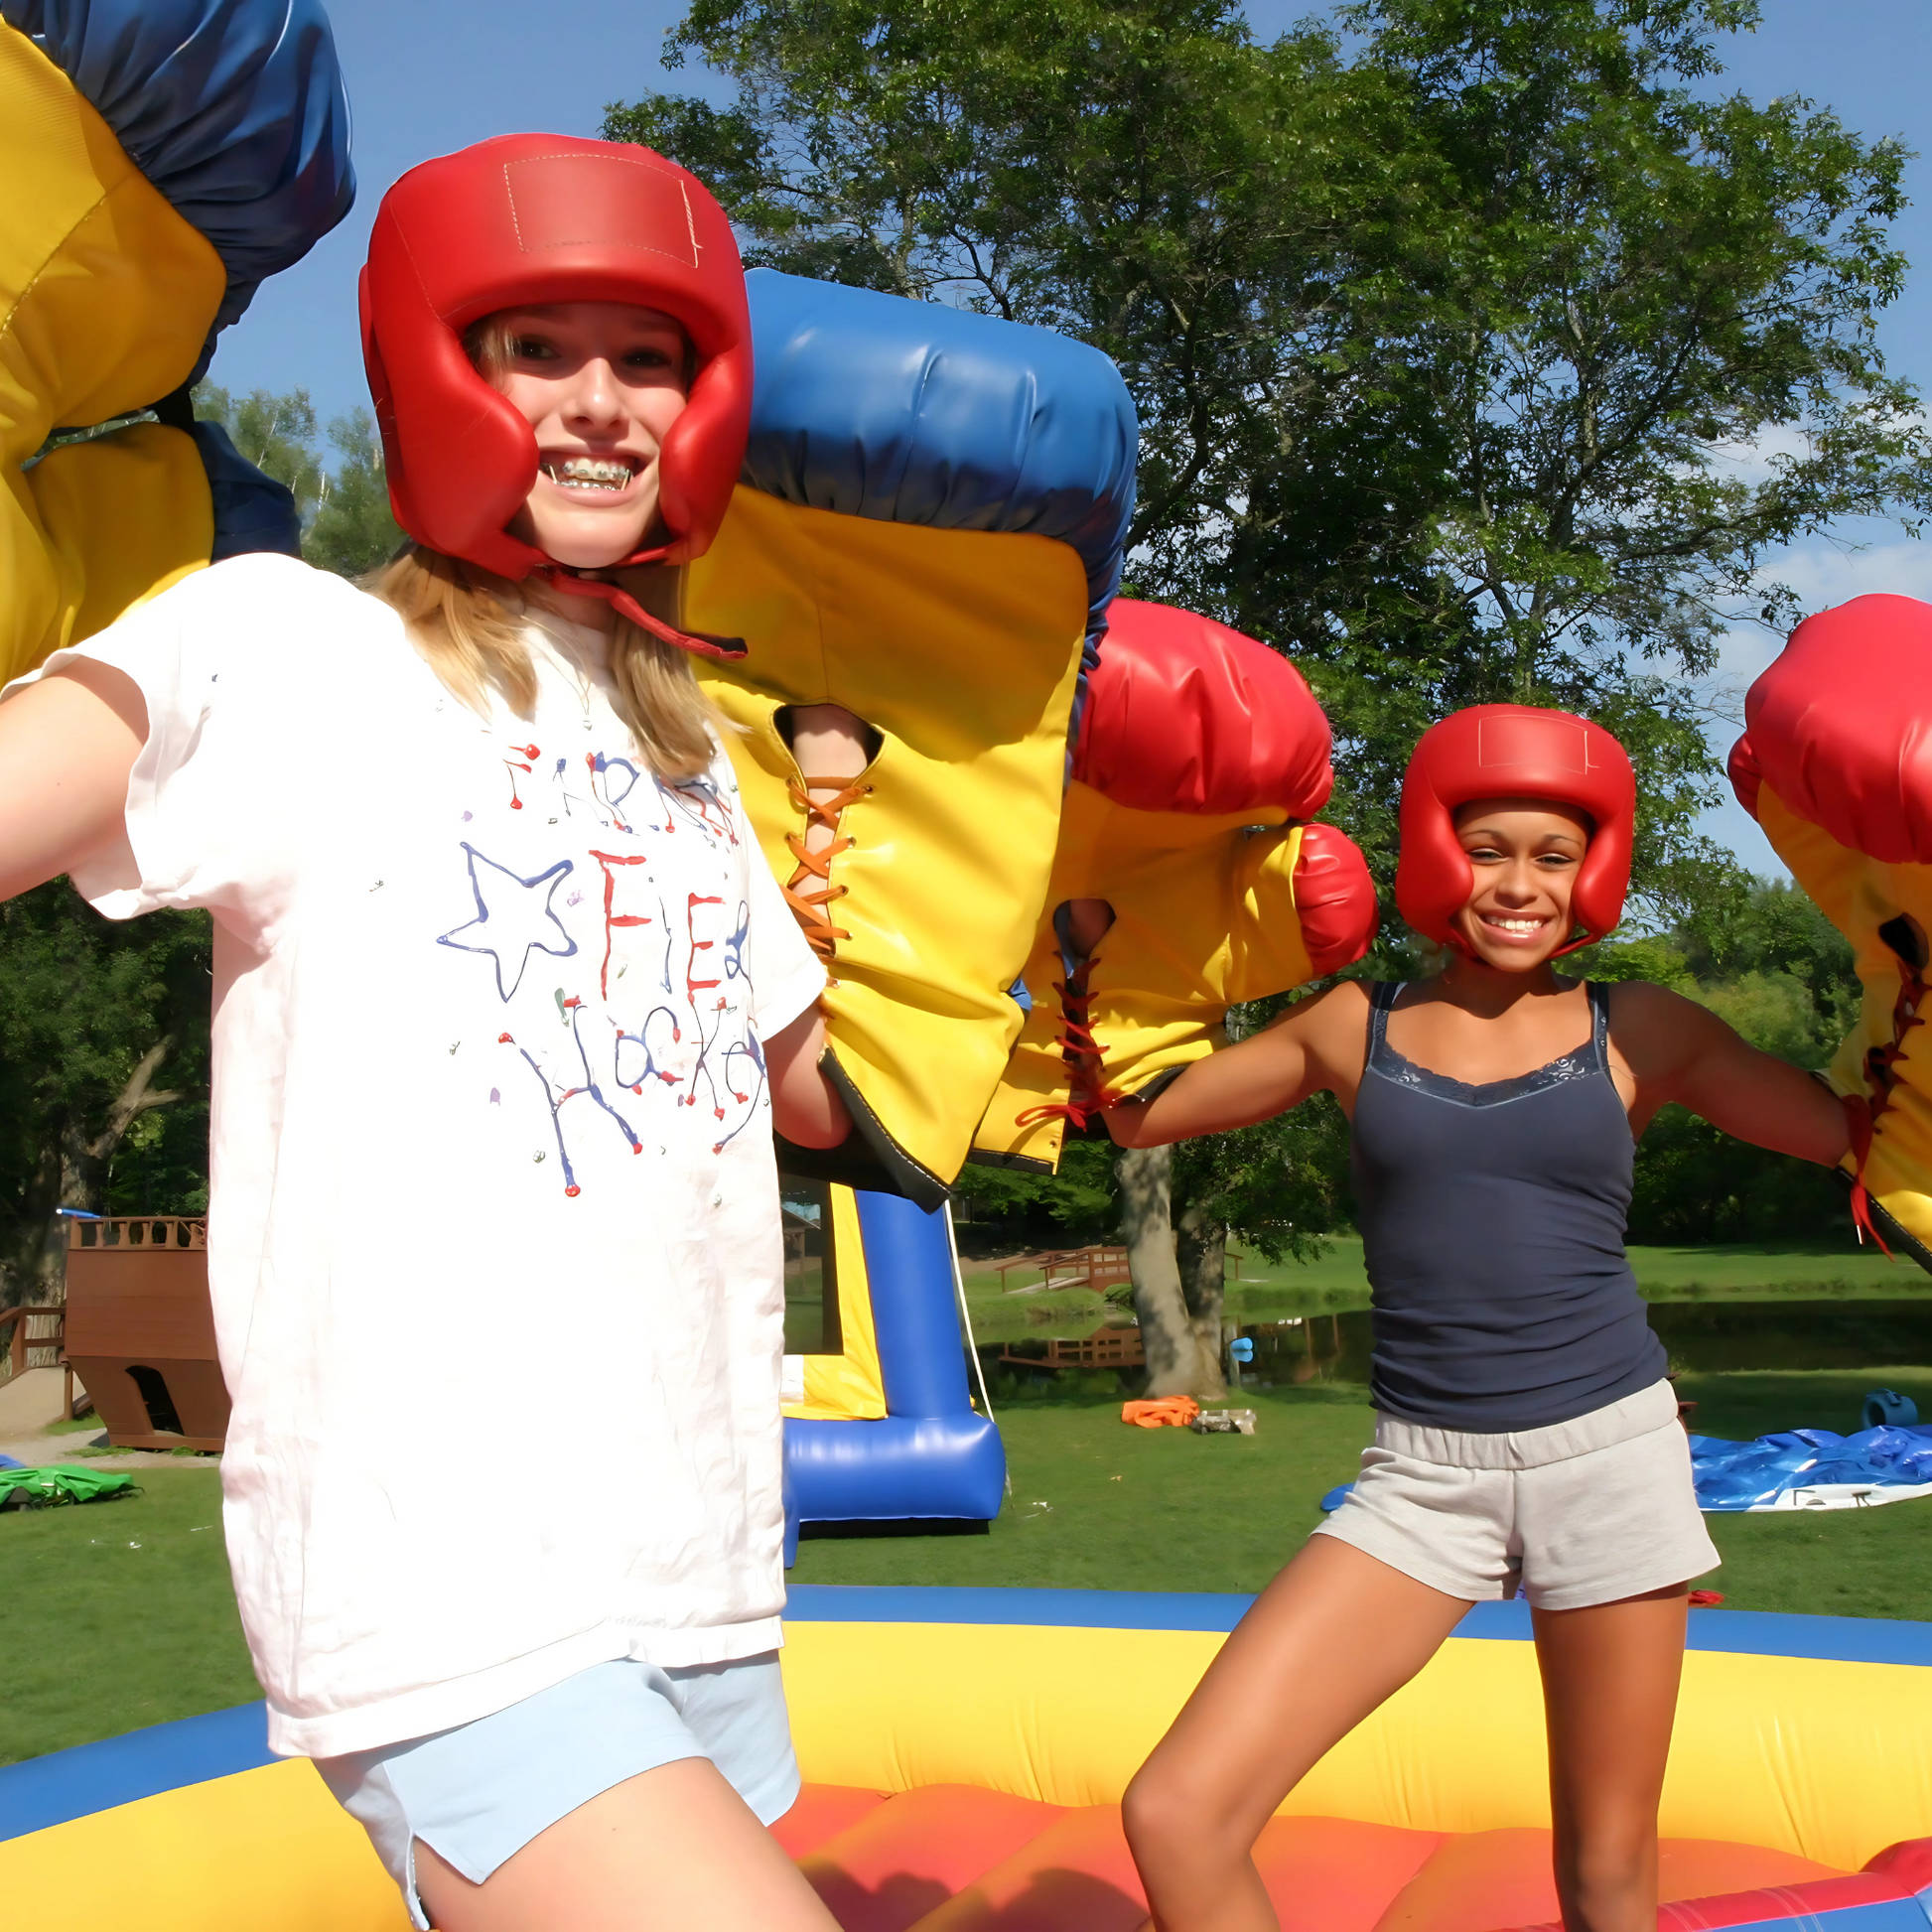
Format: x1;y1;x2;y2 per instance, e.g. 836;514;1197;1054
8;1367;1932;1766
0;1467;255;1766
791;1381;1376;1591
792;1368;1932;1623
962;1236;1926;1342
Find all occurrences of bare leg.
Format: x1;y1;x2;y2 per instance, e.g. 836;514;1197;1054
413;1754;841;1932
1124;1535;1472;1932
1533;1585;1688;1932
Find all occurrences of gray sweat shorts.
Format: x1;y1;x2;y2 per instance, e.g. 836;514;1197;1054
1311;1377;1720;1610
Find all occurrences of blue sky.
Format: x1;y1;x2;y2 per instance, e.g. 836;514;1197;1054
208;0;1929;885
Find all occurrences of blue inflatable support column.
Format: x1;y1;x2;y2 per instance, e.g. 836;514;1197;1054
784;1191;1006;1528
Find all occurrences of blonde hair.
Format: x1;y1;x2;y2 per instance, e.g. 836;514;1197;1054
362;310;719;782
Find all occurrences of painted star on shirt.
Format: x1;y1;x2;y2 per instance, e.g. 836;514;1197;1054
437;843;579;1002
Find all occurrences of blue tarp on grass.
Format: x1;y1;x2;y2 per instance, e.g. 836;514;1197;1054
1689;1424;1932;1512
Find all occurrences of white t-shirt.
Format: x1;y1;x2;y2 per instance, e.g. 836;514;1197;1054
11;554;823;1757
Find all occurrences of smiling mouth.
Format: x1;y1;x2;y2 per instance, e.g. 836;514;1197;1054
540;454;641;493
1479;913;1550;937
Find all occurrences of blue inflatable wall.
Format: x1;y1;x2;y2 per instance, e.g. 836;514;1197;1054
784;1192;1003;1555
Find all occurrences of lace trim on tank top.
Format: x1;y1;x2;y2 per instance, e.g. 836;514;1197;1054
1365;980;1611;1111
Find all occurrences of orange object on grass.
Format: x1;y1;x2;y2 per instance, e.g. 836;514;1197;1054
1120;1397;1200;1429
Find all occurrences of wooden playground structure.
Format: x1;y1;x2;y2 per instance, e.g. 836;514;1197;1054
58;1215;227;1451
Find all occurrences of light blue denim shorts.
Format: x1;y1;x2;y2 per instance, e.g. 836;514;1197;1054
314;1653;798;1928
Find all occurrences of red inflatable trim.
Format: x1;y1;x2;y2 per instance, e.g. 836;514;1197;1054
1076;600;1334;819
1864;1834;1932;1891
1733;593;1932;864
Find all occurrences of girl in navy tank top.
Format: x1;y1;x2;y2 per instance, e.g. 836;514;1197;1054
1103;706;1856;1932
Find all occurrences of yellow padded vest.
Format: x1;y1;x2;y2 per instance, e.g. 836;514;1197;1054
687;484;1089;1205
1754;782;1932;1258
974;780;1320;1173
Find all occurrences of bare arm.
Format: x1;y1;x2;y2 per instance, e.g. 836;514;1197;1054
1611;981;1851;1165
0;661;146;900
1107;982;1366;1149
764;1007;852;1149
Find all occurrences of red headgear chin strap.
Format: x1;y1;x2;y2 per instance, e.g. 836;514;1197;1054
1397;705;1636;956
359;134;752;659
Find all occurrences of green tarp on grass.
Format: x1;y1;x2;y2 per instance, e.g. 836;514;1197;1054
0;1465;139;1510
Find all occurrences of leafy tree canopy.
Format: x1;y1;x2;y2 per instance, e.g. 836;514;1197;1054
193;386;403;579
0;886;210;1304
609;0;1928;934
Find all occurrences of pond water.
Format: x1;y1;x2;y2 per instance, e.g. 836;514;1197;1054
1231;1299;1932;1388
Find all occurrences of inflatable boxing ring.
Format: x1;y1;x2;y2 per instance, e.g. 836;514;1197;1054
6;1587;1932;1930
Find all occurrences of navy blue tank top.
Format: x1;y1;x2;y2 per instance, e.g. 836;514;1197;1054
1350;981;1666;1431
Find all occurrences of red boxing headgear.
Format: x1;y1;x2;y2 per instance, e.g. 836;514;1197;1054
359;134;752;590
1397;705;1636;956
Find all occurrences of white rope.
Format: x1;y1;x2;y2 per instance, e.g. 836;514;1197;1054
944;1200;1011;1496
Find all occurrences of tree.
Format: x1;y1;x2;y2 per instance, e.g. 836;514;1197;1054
304;408;406;578
0;887;210;1306
193;383;326;523
1294;0;1928;930
612;0;1928;1390
1162;1070;1353;1396
1573;883;1862;1242
192;385;403;579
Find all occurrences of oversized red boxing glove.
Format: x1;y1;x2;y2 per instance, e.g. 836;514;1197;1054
1730;594;1932;1265
1072;599;1336;818
1731;595;1932;862
976;598;1377;1172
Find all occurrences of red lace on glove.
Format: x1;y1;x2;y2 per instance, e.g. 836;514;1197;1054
1842;1092;1887;1255
1016;957;1123;1131
1843;950;1926;1258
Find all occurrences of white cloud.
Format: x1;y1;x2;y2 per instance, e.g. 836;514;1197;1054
1765;533;1932;610
1705;421;1818;488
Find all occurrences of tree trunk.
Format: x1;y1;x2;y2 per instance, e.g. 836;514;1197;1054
1118;1142;1216;1398
13;1039;180;1308
1174;1204;1229;1400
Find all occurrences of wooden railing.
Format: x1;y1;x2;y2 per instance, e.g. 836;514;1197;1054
67;1215;207;1251
0;1305;65;1379
995;1246;1133;1296
999;1325;1147;1371
993;1245;1250;1298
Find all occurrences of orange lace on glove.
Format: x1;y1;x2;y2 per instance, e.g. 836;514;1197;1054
783;774;873;970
